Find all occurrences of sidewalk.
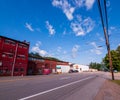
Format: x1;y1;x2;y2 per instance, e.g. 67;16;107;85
95;72;120;100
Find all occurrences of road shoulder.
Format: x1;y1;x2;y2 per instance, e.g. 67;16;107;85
95;79;120;100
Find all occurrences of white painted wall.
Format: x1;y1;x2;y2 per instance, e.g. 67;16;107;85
56;65;70;73
73;64;89;72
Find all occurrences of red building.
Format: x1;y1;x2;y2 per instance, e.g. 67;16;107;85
27;56;69;75
0;36;29;76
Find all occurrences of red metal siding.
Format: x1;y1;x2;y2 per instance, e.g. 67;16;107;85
27;58;69;75
0;36;29;76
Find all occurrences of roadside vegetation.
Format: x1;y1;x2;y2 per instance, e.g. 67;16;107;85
90;46;120;72
103;45;120;72
110;80;120;85
29;52;64;62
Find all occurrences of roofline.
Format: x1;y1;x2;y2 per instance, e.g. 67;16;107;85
0;35;30;45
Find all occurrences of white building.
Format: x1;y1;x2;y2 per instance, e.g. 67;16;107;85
72;64;89;72
56;65;70;73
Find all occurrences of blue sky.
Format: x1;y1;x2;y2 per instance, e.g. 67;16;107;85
0;0;120;65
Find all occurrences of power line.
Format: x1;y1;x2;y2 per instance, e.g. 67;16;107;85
97;0;114;80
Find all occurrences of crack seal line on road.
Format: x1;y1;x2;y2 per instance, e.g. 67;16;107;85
18;76;95;100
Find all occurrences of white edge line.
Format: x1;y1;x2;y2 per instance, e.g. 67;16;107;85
18;76;94;100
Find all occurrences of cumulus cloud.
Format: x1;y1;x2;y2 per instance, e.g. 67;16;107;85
73;0;84;7
52;0;95;21
71;17;95;36
31;41;47;56
85;0;95;10
52;0;75;20
25;23;34;32
72;45;80;58
73;0;95;10
90;42;103;55
46;21;55;35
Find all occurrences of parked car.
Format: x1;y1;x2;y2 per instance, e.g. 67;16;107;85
69;69;78;73
114;70;118;73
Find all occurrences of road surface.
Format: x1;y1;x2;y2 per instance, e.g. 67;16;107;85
0;72;108;100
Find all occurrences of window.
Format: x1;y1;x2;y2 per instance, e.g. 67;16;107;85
18;44;22;48
9;54;13;58
5;39;10;44
0;70;3;74
20;68;24;72
17;55;25;59
5;39;16;46
14;68;19;72
2;54;6;57
19;43;28;49
6;69;11;74
23;45;28;49
17;55;20;59
0;61;2;66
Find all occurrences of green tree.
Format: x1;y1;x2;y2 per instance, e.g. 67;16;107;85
29;52;61;62
44;57;61;62
116;46;120;60
103;50;120;71
89;62;101;70
29;52;43;58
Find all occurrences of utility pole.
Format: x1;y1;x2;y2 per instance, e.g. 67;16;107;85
97;0;114;80
104;28;114;80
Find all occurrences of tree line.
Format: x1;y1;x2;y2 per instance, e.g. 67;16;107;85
29;52;63;62
89;46;120;72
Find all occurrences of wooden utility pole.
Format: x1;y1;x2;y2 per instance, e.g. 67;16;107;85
104;28;114;80
97;0;115;80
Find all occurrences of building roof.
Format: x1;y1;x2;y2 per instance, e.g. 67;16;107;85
0;35;30;46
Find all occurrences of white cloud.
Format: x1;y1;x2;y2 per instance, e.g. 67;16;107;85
73;0;85;7
71;17;95;36
25;23;34;32
63;51;67;54
99;37;104;42
72;45;80;58
108;26;117;35
90;42;103;55
96;33;105;42
46;21;55;35
62;28;67;35
52;0;95;21
31;41;47;56
57;46;62;52
73;0;95;10
52;0;75;20
90;49;102;55
90;42;97;48
85;0;95;10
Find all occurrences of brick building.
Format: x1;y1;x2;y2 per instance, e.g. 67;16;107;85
27;56;69;75
0;36;29;76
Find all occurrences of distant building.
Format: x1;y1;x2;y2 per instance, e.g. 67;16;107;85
70;64;89;72
27;56;69;75
0;36;29;76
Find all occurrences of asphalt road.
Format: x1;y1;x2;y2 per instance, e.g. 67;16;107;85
0;72;108;100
